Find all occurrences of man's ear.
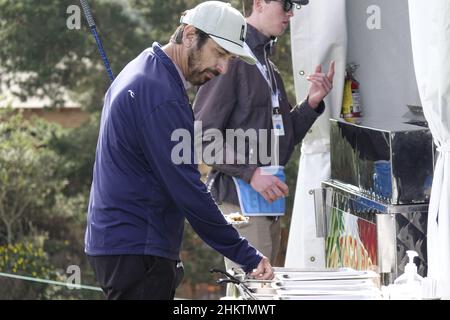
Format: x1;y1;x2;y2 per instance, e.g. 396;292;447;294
182;24;197;48
254;0;264;12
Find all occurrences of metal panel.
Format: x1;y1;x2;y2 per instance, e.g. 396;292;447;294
376;213;396;284
311;188;326;238
395;212;428;277
330;118;434;204
319;181;428;285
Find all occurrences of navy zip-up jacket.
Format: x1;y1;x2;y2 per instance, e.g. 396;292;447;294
85;43;262;272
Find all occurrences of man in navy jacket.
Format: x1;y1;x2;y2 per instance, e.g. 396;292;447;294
85;1;274;300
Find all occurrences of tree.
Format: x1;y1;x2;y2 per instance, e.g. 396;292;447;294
0;0;297;109
48;115;99;196
0;108;66;244
0;108;98;299
0;0;148;110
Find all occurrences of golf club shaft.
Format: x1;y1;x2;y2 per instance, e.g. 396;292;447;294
79;0;114;81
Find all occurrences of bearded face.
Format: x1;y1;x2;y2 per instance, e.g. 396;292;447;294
185;44;221;86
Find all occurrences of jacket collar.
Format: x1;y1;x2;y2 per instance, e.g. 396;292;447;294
245;23;276;56
152;42;188;94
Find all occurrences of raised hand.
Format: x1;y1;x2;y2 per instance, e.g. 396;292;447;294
307;60;335;108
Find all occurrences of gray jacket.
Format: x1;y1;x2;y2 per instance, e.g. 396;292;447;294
193;24;324;206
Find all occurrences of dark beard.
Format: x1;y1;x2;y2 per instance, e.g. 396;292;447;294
186;47;220;86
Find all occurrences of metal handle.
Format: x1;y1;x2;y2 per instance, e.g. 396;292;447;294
209;268;242;283
216;278;241;286
211;268;258;300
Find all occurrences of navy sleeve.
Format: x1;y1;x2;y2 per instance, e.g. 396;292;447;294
290;99;325;146
138;99;262;272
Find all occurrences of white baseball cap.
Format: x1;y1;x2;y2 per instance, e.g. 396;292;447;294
180;1;256;65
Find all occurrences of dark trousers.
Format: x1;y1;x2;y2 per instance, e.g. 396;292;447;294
87;254;183;300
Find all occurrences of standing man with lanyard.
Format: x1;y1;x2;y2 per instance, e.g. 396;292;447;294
85;1;274;300
193;0;335;272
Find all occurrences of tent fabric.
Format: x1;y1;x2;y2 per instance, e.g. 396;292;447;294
409;0;450;299
285;151;330;267
285;0;347;267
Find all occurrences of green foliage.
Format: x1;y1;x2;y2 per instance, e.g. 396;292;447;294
0;109;97;298
0;241;51;278
0;108;67;244
0;0;296;110
0;0;148;110
0;238;101;300
130;0;201;41
48;114;99;196
0;0;89;107
0;239;52;299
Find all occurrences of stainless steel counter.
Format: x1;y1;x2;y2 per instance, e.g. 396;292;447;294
330;118;434;205
314;180;428;285
226;267;382;300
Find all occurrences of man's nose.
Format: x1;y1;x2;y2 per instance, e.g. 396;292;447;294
216;58;230;74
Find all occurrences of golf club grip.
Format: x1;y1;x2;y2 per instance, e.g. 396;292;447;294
80;0;95;27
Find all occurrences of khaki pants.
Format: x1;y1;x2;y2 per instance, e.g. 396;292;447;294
219;202;281;272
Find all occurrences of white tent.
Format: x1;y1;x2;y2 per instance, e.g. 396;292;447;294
286;0;450;299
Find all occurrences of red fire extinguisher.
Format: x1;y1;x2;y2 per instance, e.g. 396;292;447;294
341;63;362;119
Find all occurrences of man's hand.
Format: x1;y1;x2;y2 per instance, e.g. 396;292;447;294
307;60;335;108
249;256;274;280
250;168;289;203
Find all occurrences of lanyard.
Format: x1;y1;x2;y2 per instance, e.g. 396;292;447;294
243;43;284;138
244;43;272;89
243;43;280;112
